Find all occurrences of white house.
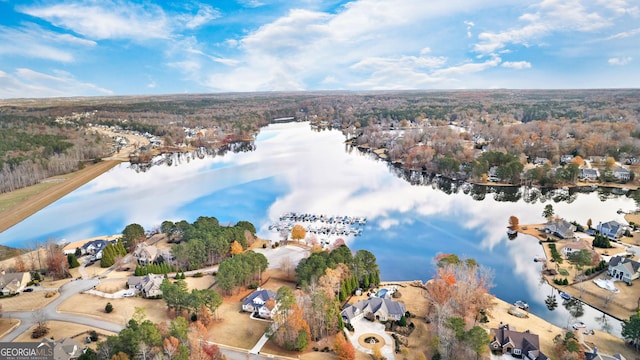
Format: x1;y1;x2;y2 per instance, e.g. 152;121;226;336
597;220;627;241
608;255;640;284
561;239;591;258
242;289;277;319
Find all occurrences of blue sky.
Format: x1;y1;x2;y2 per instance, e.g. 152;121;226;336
0;0;638;98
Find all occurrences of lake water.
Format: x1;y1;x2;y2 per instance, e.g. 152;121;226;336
0;121;636;335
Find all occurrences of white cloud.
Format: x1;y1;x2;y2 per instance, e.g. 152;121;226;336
432;56;502;77
602;27;640;40
597;0;640;16
20;1;171;40
0;23;95;62
474;0;610;55
0;68;112;99
502;61;532;69
238;0;266;8
608;56;632;65
182;4;221;29
464;20;475;38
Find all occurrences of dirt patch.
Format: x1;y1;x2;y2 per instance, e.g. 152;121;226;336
0;291;59;312
57;293;169;325
12;320;117;344
96;280;127;293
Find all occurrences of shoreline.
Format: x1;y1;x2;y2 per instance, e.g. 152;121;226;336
516;224;637;322
0;160;121;237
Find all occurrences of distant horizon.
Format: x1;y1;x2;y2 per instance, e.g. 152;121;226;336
1;1;638;99
2;87;640;102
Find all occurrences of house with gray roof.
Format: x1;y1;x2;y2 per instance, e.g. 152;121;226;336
579;168;599;181
597;220;627;241
133;243;161;265
608;255;640;285
127;274;164;298
489;324;549;360
341;297;406;324
242;289;277;319
542;218;576;239
612;167;632;182
41;337;85;360
0;271;31;295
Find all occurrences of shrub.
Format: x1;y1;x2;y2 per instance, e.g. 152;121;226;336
105;302;113;313
397;315;407;327
89;330;99;342
31;324;49;339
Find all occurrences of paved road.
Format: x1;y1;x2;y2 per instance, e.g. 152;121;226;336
1;278;124;342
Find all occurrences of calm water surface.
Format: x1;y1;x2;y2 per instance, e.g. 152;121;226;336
0;122;635;335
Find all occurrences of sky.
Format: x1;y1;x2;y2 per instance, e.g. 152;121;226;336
0;0;638;99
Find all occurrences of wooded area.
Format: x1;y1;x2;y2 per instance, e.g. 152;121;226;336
2;89;640;194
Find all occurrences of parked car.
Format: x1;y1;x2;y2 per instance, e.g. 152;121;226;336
23;288;34;292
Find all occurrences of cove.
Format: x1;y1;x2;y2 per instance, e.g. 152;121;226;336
0;121;636;335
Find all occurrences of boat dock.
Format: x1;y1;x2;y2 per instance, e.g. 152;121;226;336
269;212;367;238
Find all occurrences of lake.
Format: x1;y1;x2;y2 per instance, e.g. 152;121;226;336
0;121;635;335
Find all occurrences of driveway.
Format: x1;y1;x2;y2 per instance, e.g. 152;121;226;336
252;245;308;270
345;318;395;360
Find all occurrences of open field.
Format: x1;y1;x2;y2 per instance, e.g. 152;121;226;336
11;320;117;344
0;160;120;235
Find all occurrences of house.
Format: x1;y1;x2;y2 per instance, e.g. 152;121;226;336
127;274;164;298
597;220;627;241
560;155;575;164
612;167;632;182
41;337;85;360
608;256;640;284
81;239;112;256
561;239;592;258
133;243;160;265
341;297;406;324
489;324;549;360
242;289;277;319
542;219;576;239
488;166;500;182
0;271;31;295
579;168;599;181
533;157;549;166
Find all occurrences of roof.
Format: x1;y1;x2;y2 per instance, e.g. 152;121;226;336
543;218;576;238
0;272;31;292
491;324;548;360
242;289;277;307
609;255;640;274
81;239;110;250
341;297;406;321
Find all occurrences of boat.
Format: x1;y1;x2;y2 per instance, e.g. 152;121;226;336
559;292;572;301
514;300;529;310
533;256;545;262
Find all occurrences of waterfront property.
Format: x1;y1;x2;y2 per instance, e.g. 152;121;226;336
489;323;549;360
561;239;593;258
541;218;576;239
597;220;628;241
607;255;640;285
341;297;406;323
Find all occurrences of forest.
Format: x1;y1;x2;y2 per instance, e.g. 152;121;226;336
2;89;640;193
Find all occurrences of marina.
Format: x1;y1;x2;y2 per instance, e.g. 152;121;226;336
269;212;367;242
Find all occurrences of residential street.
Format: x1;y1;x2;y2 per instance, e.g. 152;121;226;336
1;278;124;342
